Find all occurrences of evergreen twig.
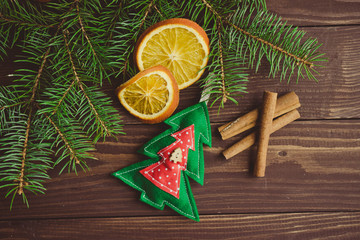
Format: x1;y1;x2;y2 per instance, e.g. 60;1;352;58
63;32;110;137
75;2;109;83
49;80;76;116
40;108;81;165
0;0;124;209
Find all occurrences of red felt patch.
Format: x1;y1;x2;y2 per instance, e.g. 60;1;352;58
140;125;195;198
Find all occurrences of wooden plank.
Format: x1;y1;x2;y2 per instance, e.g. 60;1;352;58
0;120;359;220
267;0;360;26
1;212;360;239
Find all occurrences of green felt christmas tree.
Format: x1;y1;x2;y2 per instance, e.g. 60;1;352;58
112;102;212;221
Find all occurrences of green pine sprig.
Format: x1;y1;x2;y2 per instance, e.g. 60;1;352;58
180;0;325;107
0;0;124;209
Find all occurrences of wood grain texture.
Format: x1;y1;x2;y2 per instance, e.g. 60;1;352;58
0;120;359;220
1;1;360;238
1;212;360;240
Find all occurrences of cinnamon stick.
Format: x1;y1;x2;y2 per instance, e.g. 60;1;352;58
253;91;277;177
222;109;300;160
219;91;300;140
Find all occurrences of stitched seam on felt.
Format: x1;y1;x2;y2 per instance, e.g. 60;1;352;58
143;131;173;158
120;104;209;219
117;164;196;219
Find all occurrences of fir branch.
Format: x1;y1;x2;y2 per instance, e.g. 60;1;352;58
49;80;76;116
1;0;123;209
63;33;111;138
201;10;249;108
75;2;109;83
0;97;53;209
1;10;65;202
227;18;313;67
76;4;97;62
8;40;48;197
13;17;53;196
36;96;96;174
200;0;325;82
41;109;80;165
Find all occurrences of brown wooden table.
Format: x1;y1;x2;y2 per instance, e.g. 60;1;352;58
1;0;360;239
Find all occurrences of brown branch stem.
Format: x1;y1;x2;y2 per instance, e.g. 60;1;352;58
121;59;129;81
200;0;313;68
15;47;46;193
30;49;50;104
0;12;55;28
139;0;155;30
17;109;32;195
153;4;163;17
216;19;227;103
0;101;25;111
16;32;51;196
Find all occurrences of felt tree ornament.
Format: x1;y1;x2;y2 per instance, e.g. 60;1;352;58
112;102;212;221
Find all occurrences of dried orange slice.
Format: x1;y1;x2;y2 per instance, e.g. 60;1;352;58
116;65;179;124
135;18;210;90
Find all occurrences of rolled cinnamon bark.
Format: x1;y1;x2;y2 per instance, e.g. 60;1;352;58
253;91;277;177
222;109;300;160
219;91;300;140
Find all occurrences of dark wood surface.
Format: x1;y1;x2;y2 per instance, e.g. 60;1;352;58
1;0;360;239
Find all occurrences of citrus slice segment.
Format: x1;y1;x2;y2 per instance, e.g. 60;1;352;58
135;18;209;90
116;65;179;124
